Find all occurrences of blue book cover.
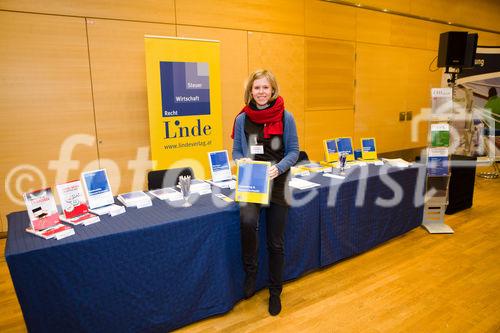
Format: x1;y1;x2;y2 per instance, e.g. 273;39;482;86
362;139;376;152
210;151;230;172
326;140;337;154
427;148;449;176
336;138;353;155
160;61;210;117
83;170;111;196
236;161;270;204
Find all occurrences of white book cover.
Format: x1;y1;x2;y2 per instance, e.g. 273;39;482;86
56;180;90;220
23;188;61;231
431;88;453;115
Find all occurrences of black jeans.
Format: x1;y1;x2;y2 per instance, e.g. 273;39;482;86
240;202;288;296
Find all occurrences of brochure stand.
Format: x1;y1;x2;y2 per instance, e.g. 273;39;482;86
422;87;454;234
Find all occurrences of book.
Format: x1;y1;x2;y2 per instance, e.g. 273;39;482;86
336;137;355;161
208;150;233;183
177;179;212;194
149;187;183;201
117;191;152;208
431;88;453;115
427;148;449;176
298;162;331;173
206;179;236;189
56;180;88;218
430;123;450;147
59;212;100;226
23;188;61;231
90;204;125;216
360;138;377;160
25;224;75;240
81;169;115;210
214;193;234;202
381;158;412;168
323;139;339;162
235;160;271;204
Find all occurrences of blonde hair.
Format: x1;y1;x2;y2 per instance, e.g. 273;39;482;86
244;69;280;105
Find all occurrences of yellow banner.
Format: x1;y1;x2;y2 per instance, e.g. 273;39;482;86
144;36;222;179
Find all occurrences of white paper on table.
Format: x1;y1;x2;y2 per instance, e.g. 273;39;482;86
323;173;345;180
289;178;321;190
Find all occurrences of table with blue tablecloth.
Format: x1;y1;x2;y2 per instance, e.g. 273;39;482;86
5;164;425;332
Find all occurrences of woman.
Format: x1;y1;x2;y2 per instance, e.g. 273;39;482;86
231;69;299;315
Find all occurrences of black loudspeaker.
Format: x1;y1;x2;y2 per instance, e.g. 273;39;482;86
437;31;468;68
463;33;478;68
445;155;477;215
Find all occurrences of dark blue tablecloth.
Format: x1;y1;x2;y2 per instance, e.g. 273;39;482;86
313;165;425;266
5;164;424;332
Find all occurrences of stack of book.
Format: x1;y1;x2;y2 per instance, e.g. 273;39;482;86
180;179;211;195
149;187;183;201
117;191;152;208
298;162;331;173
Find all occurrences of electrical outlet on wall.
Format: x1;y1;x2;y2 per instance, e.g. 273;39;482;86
406;111;412;121
399;112;406;121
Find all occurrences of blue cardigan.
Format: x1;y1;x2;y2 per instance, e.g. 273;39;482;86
232;111;299;174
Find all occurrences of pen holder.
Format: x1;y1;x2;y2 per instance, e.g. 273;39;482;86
339;153;347;175
178;176;192;207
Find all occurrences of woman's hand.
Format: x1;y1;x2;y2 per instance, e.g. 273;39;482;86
269;165;280;180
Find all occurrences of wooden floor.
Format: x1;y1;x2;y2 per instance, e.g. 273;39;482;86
1;177;499;333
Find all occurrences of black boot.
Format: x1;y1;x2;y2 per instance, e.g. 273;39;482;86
268;294;281;316
244;274;256;299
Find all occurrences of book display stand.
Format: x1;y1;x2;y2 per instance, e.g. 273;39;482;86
422;87;454;234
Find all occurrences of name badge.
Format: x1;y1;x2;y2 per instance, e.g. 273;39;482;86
250;145;264;155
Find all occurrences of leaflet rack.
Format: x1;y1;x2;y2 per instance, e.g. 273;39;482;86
421;87;454;234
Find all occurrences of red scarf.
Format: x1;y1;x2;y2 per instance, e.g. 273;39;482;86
231;96;284;139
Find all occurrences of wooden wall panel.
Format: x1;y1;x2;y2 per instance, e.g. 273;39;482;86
476;31;500;46
305;0;356;41
248;32;305;148
177;26;248;154
86;19;176;194
390;16;429;50
406;49;443;148
0;12;97;225
0;0;175;23
343;0;411;13
356;9;456;51
455;0;500;33
304;109;354;162
409;0;461;24
356;9;392;46
425;21;453;51
305;38;355;110
342;0;500;33
175;0;304;35
355;43;409;152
